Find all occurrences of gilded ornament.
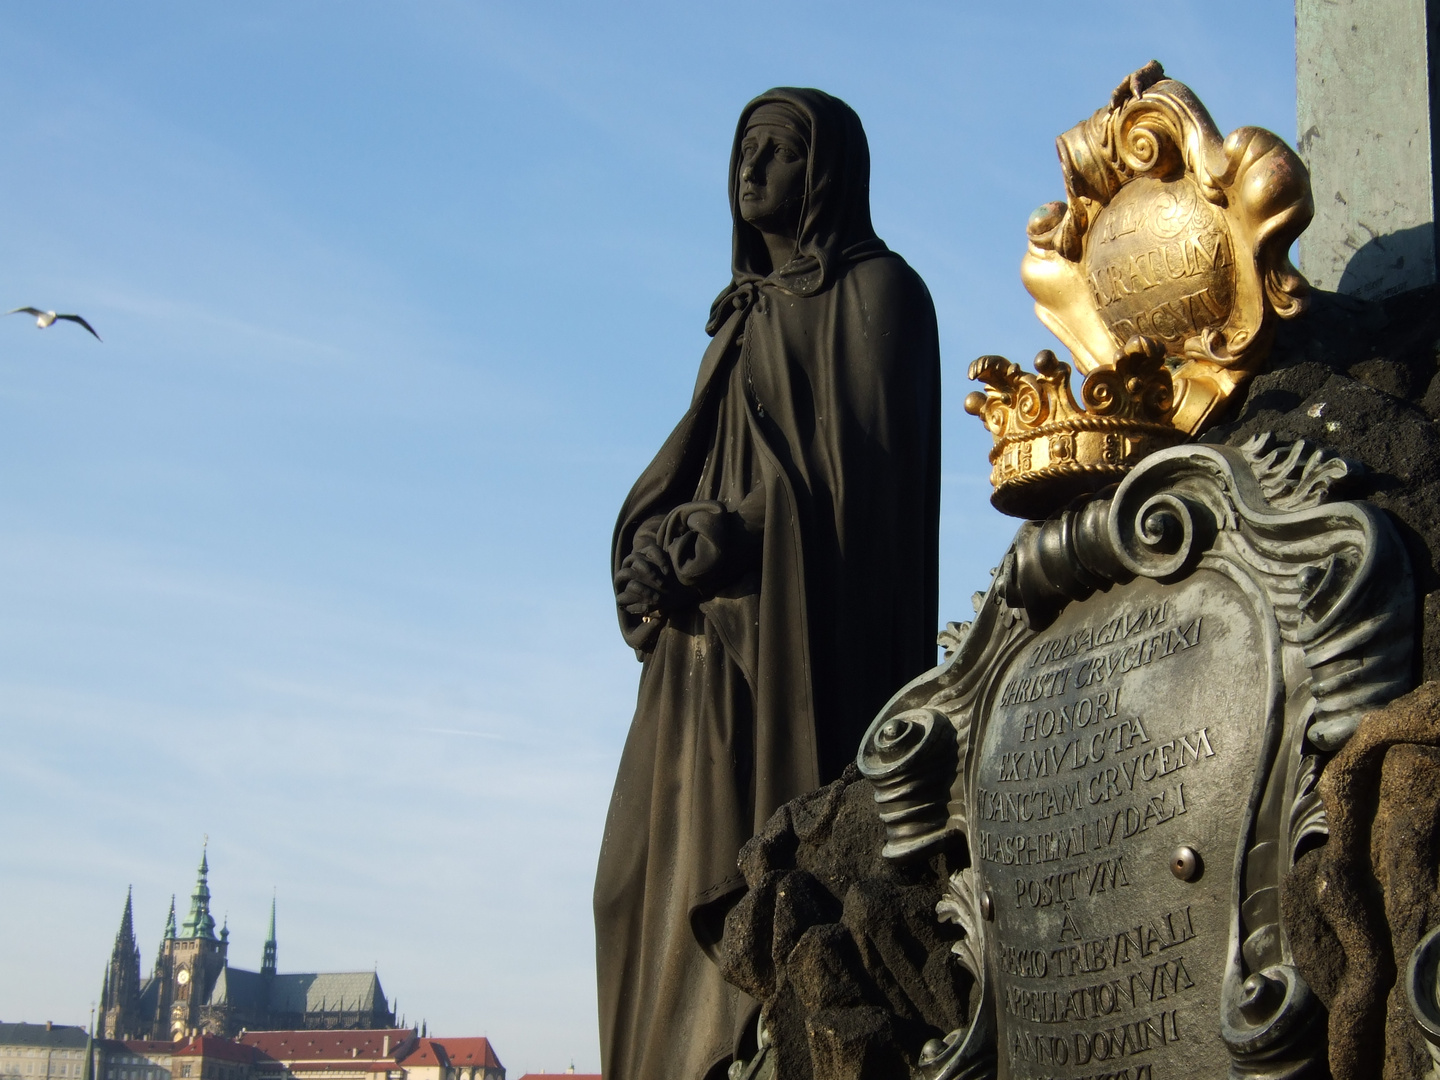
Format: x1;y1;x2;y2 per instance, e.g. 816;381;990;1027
965;336;1184;518
970;61;1315;518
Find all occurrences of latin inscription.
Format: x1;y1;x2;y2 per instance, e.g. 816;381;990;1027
999;905;1202;1076
1081;175;1236;350
997;907;1197;983
998;612;1203;710
977;573;1265;1079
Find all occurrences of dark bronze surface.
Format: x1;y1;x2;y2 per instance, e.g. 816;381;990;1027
599;87;942;1080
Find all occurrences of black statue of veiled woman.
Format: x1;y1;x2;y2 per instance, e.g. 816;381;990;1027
594;87;942;1080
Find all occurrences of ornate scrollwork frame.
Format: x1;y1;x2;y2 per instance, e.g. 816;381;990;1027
858;437;1412;1078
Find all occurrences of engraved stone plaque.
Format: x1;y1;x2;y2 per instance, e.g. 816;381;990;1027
858;439;1416;1080
975;571;1264;1078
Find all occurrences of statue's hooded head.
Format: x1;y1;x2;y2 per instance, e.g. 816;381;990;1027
724;87;884;300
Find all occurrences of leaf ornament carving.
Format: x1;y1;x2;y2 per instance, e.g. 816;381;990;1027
914;868;996;1080
1240;432;1353;512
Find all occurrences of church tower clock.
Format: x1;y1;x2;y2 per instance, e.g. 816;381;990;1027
159;845;228;1037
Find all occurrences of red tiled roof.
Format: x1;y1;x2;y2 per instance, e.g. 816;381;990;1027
238;1031;416;1064
396;1040;500;1071
173;1038;259;1065
395;1043;445;1069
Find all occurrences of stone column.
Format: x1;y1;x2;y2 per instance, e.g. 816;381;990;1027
1296;0;1440;299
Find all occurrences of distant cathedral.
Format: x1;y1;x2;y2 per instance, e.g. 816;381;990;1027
99;848;396;1040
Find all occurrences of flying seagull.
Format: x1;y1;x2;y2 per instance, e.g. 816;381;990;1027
7;307;102;341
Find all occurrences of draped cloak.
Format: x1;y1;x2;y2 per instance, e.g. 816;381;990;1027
594;88;941;1080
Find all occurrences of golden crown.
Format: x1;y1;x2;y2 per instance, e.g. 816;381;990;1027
970;61;1314;518
965;336;1184;518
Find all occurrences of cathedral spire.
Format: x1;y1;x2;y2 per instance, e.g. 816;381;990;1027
154;895;176;981
115;887;136;950
99;888;141;1038
261;895;277;976
179;842;217;941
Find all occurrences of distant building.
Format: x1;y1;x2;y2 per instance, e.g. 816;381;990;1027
240;1031;503;1080
390;1039;502;1080
82;1033;502;1080
94;1039;172;1080
171;1037;257;1080
514;1073;598;1080
239;1029;412;1080
99;849;396;1039
97;1034;259;1080
0;1023;91;1080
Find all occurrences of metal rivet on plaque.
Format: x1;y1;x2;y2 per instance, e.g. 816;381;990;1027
979;890;995;921
1170;845;1201;882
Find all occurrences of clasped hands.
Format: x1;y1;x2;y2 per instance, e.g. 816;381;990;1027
616;496;762;618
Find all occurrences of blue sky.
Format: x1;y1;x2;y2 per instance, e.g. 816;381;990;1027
0;3;1295;1073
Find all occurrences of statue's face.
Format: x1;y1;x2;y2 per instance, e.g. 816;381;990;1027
738;121;807;235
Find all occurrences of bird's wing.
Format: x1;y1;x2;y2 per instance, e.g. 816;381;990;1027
56;314;102;341
6;307;45;317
